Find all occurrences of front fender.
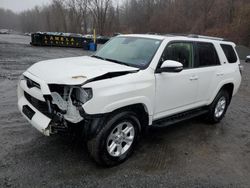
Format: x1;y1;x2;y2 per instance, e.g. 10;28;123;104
103;96;153;115
82;70;155;116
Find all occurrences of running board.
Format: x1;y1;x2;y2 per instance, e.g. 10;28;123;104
152;107;209;127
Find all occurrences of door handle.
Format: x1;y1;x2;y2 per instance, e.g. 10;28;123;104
189;76;199;81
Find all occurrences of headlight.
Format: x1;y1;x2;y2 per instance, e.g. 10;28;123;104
49;85;93;112
71;87;93;105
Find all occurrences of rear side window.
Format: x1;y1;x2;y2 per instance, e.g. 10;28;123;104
195;42;220;67
220;44;237;63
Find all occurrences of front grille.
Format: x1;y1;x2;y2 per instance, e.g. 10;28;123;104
24;91;51;118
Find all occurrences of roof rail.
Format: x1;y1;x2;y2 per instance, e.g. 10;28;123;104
188;34;225;41
146;32;162;35
147;33;228;41
165;33;189;37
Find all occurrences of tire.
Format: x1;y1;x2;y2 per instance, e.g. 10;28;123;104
207;90;230;124
87;111;141;166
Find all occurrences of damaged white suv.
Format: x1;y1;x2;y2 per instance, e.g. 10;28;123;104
18;34;242;166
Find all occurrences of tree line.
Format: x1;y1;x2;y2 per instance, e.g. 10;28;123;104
0;0;250;46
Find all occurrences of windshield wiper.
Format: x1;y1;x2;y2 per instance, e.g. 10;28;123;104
105;58;134;67
92;55;106;60
92;55;136;68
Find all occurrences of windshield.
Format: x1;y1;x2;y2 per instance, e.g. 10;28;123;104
94;37;162;69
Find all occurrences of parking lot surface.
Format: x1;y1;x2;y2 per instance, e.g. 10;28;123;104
0;34;250;188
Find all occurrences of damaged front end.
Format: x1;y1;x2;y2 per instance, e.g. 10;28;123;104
45;85;93;133
48;85;92;122
18;66;138;136
18;73;93;135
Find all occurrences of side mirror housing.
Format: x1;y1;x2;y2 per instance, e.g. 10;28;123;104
246;55;250;63
156;60;183;73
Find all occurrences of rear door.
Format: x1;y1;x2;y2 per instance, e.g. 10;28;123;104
193;42;224;103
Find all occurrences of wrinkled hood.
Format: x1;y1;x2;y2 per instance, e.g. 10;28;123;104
27;56;139;85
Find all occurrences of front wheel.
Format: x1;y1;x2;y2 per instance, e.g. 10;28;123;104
87;111;141;166
207;90;230;124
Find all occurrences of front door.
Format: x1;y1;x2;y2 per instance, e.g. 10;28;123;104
154;42;198;120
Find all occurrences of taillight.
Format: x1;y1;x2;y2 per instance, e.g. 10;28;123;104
239;64;243;75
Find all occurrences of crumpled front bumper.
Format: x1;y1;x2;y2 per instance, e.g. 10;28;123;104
17;71;100;137
18;93;51;136
17;72;52;136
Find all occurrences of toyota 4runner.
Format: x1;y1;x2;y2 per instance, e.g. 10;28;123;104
17;34;242;166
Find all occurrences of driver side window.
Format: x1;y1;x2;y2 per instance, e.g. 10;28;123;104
161;42;194;69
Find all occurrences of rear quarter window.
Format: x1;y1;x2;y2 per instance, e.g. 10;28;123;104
220;44;238;63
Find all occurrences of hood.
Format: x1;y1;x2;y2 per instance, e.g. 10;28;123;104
27;56;139;85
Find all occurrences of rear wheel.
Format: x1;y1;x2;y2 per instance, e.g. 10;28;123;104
87;111;140;166
207;90;230;123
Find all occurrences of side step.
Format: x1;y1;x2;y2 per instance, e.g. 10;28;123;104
152;107;209;128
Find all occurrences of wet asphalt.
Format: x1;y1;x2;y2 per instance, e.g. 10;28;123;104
0;34;250;188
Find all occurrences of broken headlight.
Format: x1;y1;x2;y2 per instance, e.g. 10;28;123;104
71;87;93;106
49;85;92;110
49;86;93;123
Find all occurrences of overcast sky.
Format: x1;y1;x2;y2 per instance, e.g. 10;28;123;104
0;0;52;13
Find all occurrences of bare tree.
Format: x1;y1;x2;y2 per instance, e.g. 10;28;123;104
66;0;89;33
198;0;216;31
88;0;112;34
48;0;68;32
1;0;250;46
0;8;19;30
228;0;235;23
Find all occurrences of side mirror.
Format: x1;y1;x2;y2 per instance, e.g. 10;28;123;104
246;55;250;63
156;60;183;73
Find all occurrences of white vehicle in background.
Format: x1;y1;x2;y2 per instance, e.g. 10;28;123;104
246;55;250;62
84;34;94;39
0;29;10;34
17;34;242;166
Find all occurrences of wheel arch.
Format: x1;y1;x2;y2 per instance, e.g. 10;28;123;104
108;103;150;131
220;83;234;103
210;82;234;105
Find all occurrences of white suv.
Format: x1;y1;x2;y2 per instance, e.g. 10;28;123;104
17;34;242;166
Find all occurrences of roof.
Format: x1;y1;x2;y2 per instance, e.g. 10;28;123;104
120;34;235;46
